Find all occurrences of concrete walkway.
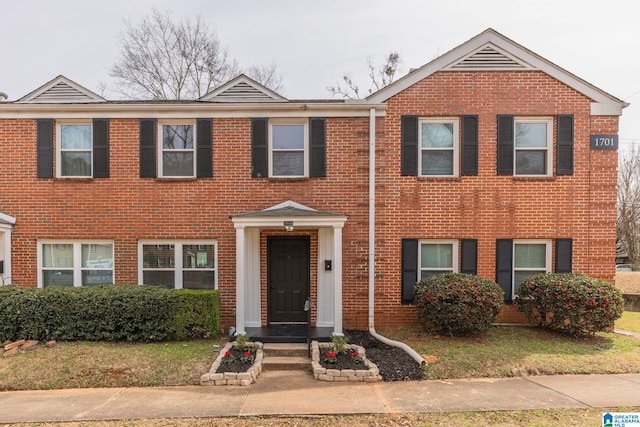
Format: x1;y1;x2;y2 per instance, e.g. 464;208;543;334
1;371;640;423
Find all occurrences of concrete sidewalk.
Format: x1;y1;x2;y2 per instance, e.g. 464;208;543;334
1;372;639;423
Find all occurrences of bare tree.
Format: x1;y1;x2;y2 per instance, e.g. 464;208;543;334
112;9;281;100
617;146;640;267
328;52;400;99
245;63;284;94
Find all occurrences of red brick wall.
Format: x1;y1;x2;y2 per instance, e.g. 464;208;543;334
0;70;619;331
372;70;618;326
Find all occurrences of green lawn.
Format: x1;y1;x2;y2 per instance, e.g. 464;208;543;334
616;311;640;332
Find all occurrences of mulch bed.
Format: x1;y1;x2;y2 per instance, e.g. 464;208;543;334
344;329;425;381
214;347;255;374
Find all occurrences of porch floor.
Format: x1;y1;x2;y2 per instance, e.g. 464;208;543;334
246;325;333;343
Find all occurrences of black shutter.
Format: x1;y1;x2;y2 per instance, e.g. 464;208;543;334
310;118;326;177
496;239;513;303
139;119;156;178
93;119;109;178
196;118;213;178
461;115;479;175
251;118;268;178
37;119;54;178
401;116;418;176
557;115;574;175
401;239;419;303
497;115;514;175
461;239;478;275
555;239;573;273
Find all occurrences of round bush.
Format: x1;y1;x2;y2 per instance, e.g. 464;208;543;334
515;273;624;336
414;273;504;336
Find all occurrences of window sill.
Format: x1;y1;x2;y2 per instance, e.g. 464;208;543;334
267;177;311;182
154;177;199;182
512;175;555;181
416;176;461;182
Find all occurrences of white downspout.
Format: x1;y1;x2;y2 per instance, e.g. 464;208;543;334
367;107;425;366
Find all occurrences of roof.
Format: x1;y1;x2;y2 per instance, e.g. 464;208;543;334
17;75;106;104
367;28;627;115
232;200;346;218
198;74;288;103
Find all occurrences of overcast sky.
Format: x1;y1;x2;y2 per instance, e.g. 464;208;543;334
3;0;640;146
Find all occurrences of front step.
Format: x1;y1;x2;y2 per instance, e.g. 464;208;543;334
261;343;311;371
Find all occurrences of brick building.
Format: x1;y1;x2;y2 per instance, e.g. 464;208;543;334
0;29;626;335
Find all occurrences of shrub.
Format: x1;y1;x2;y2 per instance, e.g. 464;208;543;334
168;289;220;340
515;273;624;336
414;273;504;336
0;285;220;342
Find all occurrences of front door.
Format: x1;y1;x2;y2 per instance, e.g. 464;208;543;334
267;236;310;323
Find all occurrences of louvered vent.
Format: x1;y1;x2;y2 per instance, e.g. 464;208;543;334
448;46;530;70
32;82;98;102
214;82;275;102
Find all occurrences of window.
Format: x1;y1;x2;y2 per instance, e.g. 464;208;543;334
39;241;114;287
269;120;308;177
139;241;217;289
57;122;92;177
419;118;458;176
514;118;552;176
419;240;458;279
513;240;551;295
159;122;195;177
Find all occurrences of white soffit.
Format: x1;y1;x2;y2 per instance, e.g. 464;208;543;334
199;74;288;103
17;75;106;104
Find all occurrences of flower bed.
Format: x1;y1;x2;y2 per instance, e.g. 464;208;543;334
311;341;381;382
200;341;263;386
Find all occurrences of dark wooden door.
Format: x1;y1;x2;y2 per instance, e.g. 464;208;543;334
267;236;310;323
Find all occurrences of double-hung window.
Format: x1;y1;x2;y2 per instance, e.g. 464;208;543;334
269;120;308;177
139;241;217;289
513;240;551;295
39;241;114;287
419;240;458;280
514;118;553;176
419;118;458;177
158;121;195;178
58;122;92;177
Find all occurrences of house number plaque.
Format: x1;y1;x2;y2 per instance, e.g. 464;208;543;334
590;134;618;150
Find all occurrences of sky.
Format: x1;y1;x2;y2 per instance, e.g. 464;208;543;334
2;0;640;147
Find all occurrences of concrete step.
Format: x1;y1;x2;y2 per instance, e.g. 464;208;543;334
261;356;311;371
263;343;309;358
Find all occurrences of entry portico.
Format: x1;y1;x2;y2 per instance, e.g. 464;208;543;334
231;201;347;336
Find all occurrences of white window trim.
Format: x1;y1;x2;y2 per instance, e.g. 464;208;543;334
157;120;197;178
418;239;459;278
418;117;459;178
514;117;553;177
268;119;309;178
37;240;114;288
138;240;218;289
56;120;93;178
512;239;552;296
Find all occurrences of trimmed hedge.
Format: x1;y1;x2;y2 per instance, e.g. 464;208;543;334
515;273;624;336
414;273;504;336
0;285;220;342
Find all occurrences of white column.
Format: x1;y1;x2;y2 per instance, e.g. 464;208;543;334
333;225;343;336
235;226;246;335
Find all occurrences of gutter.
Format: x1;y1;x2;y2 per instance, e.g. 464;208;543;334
366;107;425;366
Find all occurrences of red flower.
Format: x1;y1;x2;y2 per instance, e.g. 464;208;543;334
325;351;337;358
244;350;252;357
351;352;359;358
224;351;232;358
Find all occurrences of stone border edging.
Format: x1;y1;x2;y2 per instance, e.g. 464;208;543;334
200;341;264;386
311;341;381;382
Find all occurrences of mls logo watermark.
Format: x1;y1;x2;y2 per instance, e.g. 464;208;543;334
603;412;640;427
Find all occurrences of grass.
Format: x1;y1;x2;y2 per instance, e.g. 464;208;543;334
616;271;640;294
616;311;640;332
0;339;223;391
380;325;640;380
5;408;638;426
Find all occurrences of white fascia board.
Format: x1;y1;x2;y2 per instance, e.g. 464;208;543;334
232;216;348;229
0;212;16;225
367;29;625;108
0;102;386;119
